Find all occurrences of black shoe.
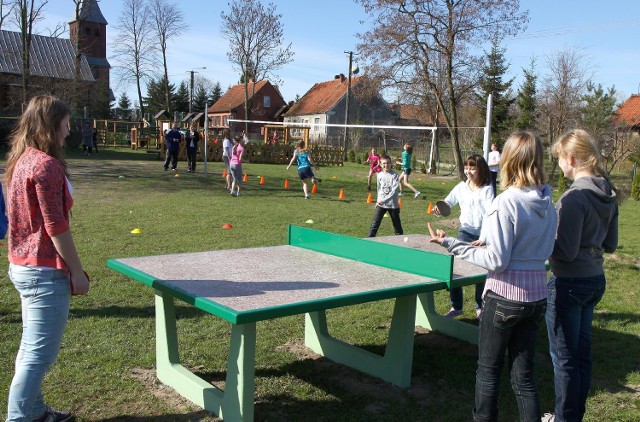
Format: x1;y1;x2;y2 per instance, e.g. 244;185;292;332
316;177;322;183
163;167;168;171
33;406;73;422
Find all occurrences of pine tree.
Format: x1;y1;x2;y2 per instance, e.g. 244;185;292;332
116;92;132;120
210;82;223;104
515;58;538;130
193;84;210;113
477;40;515;146
580;82;617;134
144;76;176;115
174;82;190;113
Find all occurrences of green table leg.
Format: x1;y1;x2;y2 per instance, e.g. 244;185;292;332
415;292;478;344
155;290;256;421
304;295;416;387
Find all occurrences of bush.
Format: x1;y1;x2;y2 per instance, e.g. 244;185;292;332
348;149;356;163
632;171;640;200
557;172;568;194
420;162;427;174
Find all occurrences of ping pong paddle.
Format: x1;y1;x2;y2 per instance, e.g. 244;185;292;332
436;200;451;217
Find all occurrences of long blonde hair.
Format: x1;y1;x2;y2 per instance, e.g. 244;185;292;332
2;95;70;184
499;131;547;189
552;129;619;200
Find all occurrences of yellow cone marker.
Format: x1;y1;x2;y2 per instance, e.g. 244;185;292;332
131;228;142;234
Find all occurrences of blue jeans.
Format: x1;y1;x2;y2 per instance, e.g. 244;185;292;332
449;230;484;310
7;265;71;422
545;274;606;422
474;291;546;422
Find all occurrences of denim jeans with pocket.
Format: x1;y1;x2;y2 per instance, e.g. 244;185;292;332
545;274;606;422
449;230;485;310
474;290;546;422
7;264;71;421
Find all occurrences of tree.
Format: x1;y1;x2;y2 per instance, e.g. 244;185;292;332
174;81;189;113
143;76;175;114
541;47;592;139
113;0;155;121
355;0;528;180
1;0;16;30
14;0;48;105
149;0;183;113
477;39;515;146
580;82;616;135
515;57;538;130
210;81;223;104
220;0;294;132
116;91;131;120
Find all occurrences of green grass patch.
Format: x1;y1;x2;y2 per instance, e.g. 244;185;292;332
1;147;638;421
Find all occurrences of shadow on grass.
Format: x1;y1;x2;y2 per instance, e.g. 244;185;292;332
97;411;214;421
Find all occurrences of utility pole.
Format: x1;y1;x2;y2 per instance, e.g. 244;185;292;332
343;51;354;150
189;67;206;114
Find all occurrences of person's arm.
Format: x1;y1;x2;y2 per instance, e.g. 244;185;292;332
308;154;318;169
51;230;89;295
603;206;619;253
287;150;298;169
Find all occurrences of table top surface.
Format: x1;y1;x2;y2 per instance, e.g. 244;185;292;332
108;234;486;324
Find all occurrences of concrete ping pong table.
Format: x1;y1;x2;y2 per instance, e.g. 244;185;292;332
107;225;487;421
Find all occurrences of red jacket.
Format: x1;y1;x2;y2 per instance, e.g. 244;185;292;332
7;147;73;270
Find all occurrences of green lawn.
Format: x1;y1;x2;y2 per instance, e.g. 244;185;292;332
0;148;638;421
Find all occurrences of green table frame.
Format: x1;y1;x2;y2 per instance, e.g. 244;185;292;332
107;226;486;421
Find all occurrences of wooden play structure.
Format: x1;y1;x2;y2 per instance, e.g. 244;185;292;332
262;124;310;148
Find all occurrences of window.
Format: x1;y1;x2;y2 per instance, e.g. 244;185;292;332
263;96;271;108
314;118;320;133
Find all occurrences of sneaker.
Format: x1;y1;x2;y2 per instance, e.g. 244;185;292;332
476;309;482;319
316;177;322;183
414;191;421;199
444;308;463;318
163;167;168;171
172;168;177;171
33;406;73;422
398;191;403;196
541;413;555;422
304;195;310;199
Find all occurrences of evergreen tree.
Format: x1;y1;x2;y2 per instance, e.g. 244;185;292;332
580;82;617;134
477;40;515;145
193;84;210;113
116;92;132;120
515;58;538;130
144;76;176;115
210;82;223;104
174;81;190;114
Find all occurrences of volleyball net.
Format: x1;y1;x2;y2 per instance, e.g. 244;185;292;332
227;119;486;174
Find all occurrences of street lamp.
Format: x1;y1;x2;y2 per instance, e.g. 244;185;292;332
189;67;206;114
343;51;358;150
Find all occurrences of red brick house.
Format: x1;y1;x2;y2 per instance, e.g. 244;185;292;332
207;80;286;136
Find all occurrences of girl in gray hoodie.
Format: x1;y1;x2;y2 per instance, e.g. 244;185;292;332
429;131;557;421
543;129;619;422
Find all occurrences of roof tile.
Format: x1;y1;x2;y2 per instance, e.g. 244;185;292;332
284;75;361;116
208;80;270;113
614;95;640;127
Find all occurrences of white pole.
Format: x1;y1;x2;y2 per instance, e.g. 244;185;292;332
203;102;208;174
483;94;493;160
427;128;436;174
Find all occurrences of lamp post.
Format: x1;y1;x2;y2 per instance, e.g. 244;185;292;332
189;67;206;114
343;51;353;150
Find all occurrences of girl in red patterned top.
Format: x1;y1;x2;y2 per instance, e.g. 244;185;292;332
3;95;89;422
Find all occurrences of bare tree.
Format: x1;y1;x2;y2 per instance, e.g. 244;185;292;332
149;0;183;113
1;0;16;30
541;47;592;139
355;0;528;179
13;0;47;105
113;0;154;121
220;0;294;132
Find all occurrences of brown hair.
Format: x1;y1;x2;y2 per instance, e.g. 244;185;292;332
2;95;70;184
464;154;491;186
499;131;547;189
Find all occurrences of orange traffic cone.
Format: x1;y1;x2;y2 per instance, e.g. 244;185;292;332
311;183;317;194
284;179;290;189
243;173;248;182
338;188;345;199
399;197;403;209
259;176;265;185
366;192;373;204
222;169;227;178
427;202;433;214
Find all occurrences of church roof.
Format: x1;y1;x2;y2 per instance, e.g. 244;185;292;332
0;30;95;82
70;0;108;25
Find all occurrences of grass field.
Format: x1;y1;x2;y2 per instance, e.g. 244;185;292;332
0;147;639;421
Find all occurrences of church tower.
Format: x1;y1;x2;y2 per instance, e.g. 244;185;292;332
69;0;112;100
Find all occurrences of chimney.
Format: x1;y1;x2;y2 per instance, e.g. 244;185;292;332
339;73;346;83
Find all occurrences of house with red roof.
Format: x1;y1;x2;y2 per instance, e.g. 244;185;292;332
207;80;286;136
283;74;395;143
614;94;640;130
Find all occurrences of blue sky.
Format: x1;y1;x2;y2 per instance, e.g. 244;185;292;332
15;0;640;107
